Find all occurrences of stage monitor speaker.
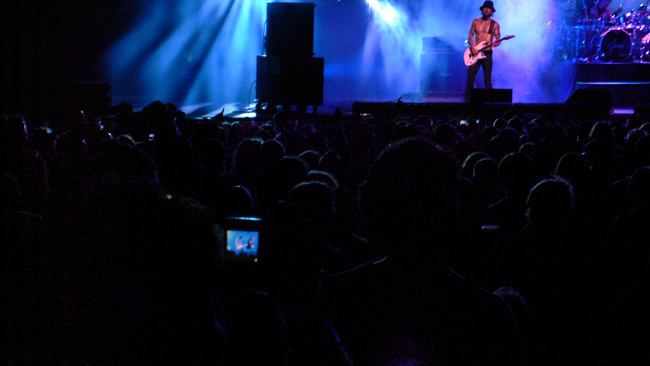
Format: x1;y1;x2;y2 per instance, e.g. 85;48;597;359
266;3;315;59
565;88;613;106
470;88;512;104
565;88;613;116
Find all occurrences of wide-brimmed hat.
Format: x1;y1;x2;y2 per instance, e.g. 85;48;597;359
480;1;496;13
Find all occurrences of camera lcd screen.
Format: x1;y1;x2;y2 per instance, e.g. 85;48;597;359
223;217;262;263
226;230;259;260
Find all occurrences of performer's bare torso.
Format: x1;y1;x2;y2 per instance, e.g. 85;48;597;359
469;17;500;51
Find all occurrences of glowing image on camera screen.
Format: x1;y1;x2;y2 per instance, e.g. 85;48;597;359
226;230;259;257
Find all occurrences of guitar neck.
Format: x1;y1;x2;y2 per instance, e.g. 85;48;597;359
476;36;513;52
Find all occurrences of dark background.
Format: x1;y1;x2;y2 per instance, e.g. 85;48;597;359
0;0;135;117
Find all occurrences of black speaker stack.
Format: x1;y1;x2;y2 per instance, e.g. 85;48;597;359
470;88;512;104
420;36;466;97
257;3;323;110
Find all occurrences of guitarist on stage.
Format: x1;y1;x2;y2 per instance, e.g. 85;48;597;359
466;1;501;102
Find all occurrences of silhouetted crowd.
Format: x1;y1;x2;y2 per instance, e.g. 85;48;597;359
4;101;650;365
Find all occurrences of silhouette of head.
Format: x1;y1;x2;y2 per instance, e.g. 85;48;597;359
461;151;489;178
498;152;535;196
629;166;650;207
225;185;255;217
526;177;575;231
307;170;339;189
289;181;335;221
362;137;459;252
554;152;587;188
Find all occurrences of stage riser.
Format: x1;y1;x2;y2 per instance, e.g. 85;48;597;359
575;63;650;107
576;84;650;108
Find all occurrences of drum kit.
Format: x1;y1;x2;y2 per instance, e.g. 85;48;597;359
561;2;650;62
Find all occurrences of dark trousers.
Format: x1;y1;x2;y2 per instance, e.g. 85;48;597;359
466;50;493;102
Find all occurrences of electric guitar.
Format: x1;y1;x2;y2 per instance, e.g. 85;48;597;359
464;35;515;66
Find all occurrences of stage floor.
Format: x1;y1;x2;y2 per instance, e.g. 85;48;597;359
180;98;636;121
174;61;648;120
